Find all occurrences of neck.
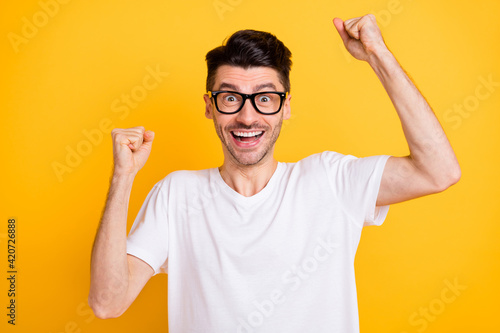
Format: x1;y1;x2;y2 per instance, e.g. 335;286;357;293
219;155;278;197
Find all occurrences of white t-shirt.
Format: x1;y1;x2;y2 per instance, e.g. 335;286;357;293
127;151;390;333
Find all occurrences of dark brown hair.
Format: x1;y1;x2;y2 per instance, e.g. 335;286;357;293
205;29;292;92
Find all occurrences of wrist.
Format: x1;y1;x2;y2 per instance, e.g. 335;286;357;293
110;171;136;189
367;44;395;67
367;47;401;82
112;164;139;179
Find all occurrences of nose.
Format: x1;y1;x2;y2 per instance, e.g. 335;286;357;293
235;98;260;125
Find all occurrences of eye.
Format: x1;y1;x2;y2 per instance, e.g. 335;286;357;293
222;94;239;103
258;95;271;103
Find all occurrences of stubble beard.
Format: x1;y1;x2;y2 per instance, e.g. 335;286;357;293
213;115;283;166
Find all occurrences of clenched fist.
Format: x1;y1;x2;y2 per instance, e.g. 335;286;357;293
333;14;388;62
111;127;154;176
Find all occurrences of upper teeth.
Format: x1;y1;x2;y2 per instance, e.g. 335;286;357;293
233;131;263;137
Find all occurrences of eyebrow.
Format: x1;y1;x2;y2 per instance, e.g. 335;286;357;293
216;82;278;92
217;83;238;91
255;83;277;91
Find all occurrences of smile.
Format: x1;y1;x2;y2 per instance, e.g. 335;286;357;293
230;130;264;143
232;130;263;140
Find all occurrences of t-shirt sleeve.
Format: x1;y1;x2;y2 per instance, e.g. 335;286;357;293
321;151;391;228
126;182;169;275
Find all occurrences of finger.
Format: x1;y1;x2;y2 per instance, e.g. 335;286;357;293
360;14;382;39
112;127;144;151
140;130;155;150
333;18;350;45
128;129;154;150
344;17;362;40
126;134;144;151
143;130;155;143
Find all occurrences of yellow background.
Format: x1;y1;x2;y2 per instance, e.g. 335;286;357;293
1;0;499;332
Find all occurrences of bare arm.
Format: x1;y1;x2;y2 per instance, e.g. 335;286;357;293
88;127;155;319
333;15;461;206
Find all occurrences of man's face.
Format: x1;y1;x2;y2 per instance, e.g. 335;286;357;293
204;65;291;167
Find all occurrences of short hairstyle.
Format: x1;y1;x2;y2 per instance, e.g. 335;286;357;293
205;29;292;93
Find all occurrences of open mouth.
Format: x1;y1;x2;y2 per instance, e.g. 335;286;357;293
231;130;264;143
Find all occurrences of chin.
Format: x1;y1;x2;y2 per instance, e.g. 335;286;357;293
230;150;269;166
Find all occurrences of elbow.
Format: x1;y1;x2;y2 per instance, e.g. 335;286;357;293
92;309;122;320
88;295;126;320
433;164;461;192
449;164;462;186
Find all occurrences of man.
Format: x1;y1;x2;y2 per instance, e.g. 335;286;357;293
89;15;460;332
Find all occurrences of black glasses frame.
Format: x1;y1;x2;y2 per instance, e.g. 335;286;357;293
208;90;288;115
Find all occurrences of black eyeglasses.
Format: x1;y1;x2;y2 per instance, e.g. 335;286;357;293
208;90;288;115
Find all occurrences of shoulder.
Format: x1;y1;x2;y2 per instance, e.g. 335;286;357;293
291;151;353;169
286;151;389;180
278;151;351;181
154;168;214;191
298;151;389;169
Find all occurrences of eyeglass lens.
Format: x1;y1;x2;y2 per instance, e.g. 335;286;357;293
217;92;282;114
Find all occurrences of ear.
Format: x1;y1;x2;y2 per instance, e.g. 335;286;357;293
204;94;213;119
283;94;291;120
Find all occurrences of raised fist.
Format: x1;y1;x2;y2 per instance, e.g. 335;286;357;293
333;14;388;62
111;127;154;176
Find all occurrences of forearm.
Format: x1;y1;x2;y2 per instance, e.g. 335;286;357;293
89;173;135;317
368;48;460;188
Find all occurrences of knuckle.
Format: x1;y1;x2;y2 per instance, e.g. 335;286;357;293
112;128;126;137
